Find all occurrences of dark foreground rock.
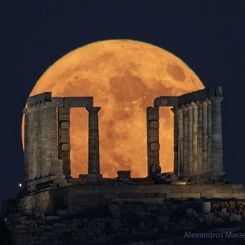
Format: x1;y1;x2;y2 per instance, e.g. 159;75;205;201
2;199;245;245
0;216;12;245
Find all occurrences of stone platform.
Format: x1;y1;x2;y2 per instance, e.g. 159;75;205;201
1;183;245;245
13;183;245;214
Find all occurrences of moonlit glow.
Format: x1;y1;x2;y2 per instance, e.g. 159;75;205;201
23;40;204;178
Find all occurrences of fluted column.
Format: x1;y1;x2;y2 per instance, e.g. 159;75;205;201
182;105;189;176
210;96;224;176
146;107;161;178
171;107;178;176
86;107;101;175
207;99;212;172
187;104;193;176
177;107;184;177
31;108;39;179
191;102;198;176
202;100;208;173
197;101;203;175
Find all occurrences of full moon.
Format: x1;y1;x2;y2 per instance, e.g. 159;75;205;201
25;40;204;178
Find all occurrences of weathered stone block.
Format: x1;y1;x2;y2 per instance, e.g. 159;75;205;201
148;114;159;121
27;92;52;107
181;193;201;198
147;136;159;143
229;214;242;222
60;122;70;129
61;144;70;151
117;170;131;181
52;98;64;107
150;143;160;151
147;107;159;120
154;96;178;107
59;130;69;143
149;121;159;128
59;114;69;121
231;193;245;199
64;97;93;107
167;193;182;198
148;128;158;137
203;202;211;213
58;108;70;120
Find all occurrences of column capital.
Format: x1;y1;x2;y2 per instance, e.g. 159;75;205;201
86;106;101;113
177;107;183;115
187;103;193;111
190;101;198;108
147;106;159;114
182;104;188;111
196;100;202;106
205;98;212;104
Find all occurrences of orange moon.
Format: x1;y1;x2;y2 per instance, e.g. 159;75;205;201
25;40;204;178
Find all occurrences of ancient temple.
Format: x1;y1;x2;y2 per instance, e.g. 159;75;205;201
23;92;101;190
147;86;224;183
22;86;224;192
3;86;245;245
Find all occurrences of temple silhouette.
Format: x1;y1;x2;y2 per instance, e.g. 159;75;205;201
23;86;224;190
1;86;245;245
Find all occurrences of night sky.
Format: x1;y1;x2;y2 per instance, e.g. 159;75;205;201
0;0;244;201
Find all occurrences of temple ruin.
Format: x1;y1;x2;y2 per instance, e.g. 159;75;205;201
3;86;245;245
23;93;102;190
22;86;225;192
147;86;224;183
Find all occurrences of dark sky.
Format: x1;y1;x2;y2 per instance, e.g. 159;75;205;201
0;0;244;201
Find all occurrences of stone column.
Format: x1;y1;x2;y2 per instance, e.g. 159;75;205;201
24;102;63;181
197;101;203;175
210;96;224;177
23;108;31;181
187;103;193;176
202;100;208;173
146;107;161;178
207;99;212;172
86;107;101;175
38;106;45;177
177;107;184;177
31;108;39;179
191;102;198;176
171;107;178;176
46;105;62;177
182;105;189;176
58;107;71;178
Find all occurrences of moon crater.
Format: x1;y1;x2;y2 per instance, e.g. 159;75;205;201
167;64;186;81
